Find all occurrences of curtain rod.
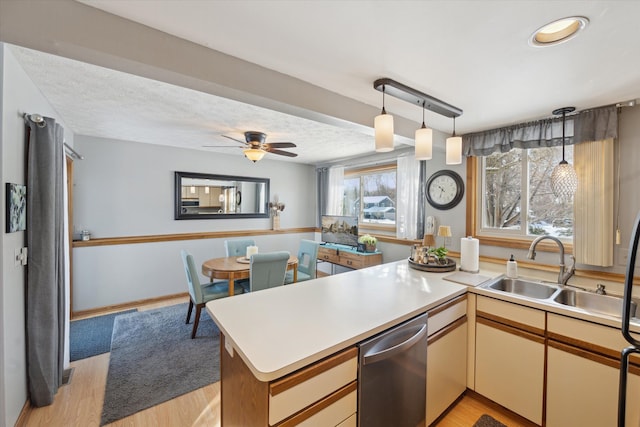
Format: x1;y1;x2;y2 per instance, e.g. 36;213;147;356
64;143;84;160
25;113;84;160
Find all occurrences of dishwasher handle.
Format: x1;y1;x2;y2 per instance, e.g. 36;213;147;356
362;324;427;366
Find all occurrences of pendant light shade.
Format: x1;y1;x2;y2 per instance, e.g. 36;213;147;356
446;116;462;165
243;148;267;163
550;107;578;201
374;85;394;152
551;161;578;199
415;102;433;160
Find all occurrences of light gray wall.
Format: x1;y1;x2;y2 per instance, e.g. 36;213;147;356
423;129;467;253
71;136;316;311
0;44;75;427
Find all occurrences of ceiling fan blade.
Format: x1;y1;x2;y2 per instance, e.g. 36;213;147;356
202;145;242;148
266;142;296;148
221;134;249;146
267;148;298;157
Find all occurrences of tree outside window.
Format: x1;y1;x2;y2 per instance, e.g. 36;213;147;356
482;146;574;239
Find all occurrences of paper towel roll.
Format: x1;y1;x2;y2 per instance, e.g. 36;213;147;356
460;237;479;273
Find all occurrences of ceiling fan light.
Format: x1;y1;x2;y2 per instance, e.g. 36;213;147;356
415;126;433;160
243;148;267;163
375;111;394;152
446;135;462;165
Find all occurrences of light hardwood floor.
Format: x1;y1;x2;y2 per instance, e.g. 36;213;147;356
19;296;530;427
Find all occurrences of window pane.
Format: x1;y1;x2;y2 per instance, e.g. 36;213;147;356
483;150;522;230
527;146;574;238
362;171;396;225
343;177;360;217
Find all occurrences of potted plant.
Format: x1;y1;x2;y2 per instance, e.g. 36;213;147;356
358;234;377;253
428;246;449;265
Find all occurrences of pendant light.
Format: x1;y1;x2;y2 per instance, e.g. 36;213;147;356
374;85;394;152
415;101;433;160
550;106;578;201
446;116;462;165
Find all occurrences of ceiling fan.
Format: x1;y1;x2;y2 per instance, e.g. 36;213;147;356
204;131;298;163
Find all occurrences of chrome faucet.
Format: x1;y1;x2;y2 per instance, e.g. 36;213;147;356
527;235;575;286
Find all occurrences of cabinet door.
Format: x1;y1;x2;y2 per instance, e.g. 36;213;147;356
426;321;467;425
475;319;544;425
546;342;640;427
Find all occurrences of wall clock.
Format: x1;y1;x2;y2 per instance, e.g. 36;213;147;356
426;170;465;210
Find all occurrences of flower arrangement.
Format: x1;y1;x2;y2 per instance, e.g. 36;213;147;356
269;197;285;217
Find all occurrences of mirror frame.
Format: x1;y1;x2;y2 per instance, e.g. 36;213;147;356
174;171;270;220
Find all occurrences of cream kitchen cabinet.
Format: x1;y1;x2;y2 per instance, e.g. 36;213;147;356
220;334;357;427
474;296;545;425
426;295;468;425
546;313;640;427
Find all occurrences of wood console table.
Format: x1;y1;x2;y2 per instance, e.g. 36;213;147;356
318;243;382;270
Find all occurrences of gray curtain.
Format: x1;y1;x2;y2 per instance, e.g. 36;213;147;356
25;115;65;406
316;167;329;226
463;105;618;157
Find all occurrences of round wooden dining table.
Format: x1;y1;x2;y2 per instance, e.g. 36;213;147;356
201;255;298;296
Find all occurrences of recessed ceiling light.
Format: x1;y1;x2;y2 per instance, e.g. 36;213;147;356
529;16;589;47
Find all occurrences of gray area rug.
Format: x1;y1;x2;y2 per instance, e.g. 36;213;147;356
473;414;507;427
70;309;136;361
101;303;220;425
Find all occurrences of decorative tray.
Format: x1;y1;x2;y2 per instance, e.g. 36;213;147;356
236;257;251;264
407;257;456;272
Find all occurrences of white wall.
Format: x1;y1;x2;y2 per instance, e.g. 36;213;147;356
71;136;316;310
0;44;74;427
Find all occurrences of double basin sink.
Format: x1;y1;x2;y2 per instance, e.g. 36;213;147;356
480;276;637;319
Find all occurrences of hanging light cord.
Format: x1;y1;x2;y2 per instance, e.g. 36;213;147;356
381;85;387;114
561;109;567;162
616;106;622;244
421;101;426;128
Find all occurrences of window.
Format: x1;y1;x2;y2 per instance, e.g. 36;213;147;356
480;146;574;240
343;165;397;229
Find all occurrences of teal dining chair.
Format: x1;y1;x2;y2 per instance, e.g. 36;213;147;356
224;239;256;257
181;250;244;339
243;251;290;293
224;239;255;288
285;239;320;284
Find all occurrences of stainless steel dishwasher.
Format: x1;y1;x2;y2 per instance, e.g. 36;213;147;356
357;312;428;427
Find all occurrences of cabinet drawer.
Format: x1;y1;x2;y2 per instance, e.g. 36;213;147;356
337;413;357;427
269;347;358;425
319;249;339;264
548;313;640;362
339;252;364;269
477;295;545;334
428;295;467;337
277;383;356;427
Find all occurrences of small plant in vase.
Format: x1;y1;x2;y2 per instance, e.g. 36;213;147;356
358;234;378;253
269;197;285;230
428;246;449;265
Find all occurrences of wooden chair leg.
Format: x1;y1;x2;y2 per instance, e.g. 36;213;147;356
186;300;194;324
191;304;202;339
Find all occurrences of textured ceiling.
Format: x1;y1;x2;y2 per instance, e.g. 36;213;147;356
9;1;640;165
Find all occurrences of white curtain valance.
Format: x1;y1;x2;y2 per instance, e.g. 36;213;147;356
463;105;618;157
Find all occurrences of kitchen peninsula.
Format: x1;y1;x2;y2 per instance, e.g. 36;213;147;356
206;260;472;426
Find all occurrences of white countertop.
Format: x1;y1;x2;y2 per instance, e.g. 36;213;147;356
206;260;469;382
